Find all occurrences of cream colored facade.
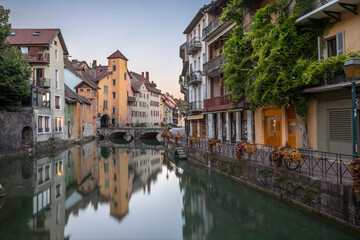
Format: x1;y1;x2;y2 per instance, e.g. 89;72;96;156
131;83;149;125
148;90;161;126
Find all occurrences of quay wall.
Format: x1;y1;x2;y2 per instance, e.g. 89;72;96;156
166;144;360;230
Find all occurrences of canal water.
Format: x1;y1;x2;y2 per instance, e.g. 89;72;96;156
0;139;360;240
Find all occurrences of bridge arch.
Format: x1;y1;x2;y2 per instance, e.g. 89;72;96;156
139;132;161;139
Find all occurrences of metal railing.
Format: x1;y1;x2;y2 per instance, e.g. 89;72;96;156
202;16;222;40
23;53;50;63
187;71;202;85
186;37;202;54
189;101;203;112
298;0;335;17
177;137;353;184
203;55;224;76
203;94;231;111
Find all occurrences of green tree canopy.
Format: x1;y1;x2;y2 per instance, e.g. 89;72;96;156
0;5;31;111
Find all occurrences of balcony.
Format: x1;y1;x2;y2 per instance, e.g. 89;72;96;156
127;96;135;104
203;55;224;77
296;0;360;24
189;101;203;112
202;16;234;42
186;37;202;55
303;74;349;93
23;53;50;64
203;95;245;112
187;71;202;85
31;77;50;88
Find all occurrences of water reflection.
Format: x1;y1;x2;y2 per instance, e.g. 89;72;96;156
0;141;360;239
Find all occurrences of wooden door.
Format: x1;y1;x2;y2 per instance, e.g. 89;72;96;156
264;109;282;146
287;107;296;148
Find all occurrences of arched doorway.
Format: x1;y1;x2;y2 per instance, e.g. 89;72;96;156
22;126;33;148
101;115;110;127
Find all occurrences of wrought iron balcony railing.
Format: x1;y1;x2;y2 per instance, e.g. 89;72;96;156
203;55;224;76
202;16;222;40
187;71;202;85
298;0;336;17
186;37;201;55
189;101;203;112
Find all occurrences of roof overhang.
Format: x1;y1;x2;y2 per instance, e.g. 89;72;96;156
303;79;360;93
187;114;204;120
296;0;360;25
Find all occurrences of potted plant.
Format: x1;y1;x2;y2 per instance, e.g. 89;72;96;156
161;131;167;138
208;138;218;154
167;132;173;140
270;146;284;172
189;136;199;147
234;141;256;162
174;133;182;144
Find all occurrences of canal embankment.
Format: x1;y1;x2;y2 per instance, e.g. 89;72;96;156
165;142;360;231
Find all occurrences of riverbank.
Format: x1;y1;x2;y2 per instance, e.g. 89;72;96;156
0;136;94;160
165;142;360;231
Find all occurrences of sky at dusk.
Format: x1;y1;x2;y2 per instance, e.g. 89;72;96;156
0;0;210;99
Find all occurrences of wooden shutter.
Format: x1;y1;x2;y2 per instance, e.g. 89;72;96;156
329;109;352;142
336;31;345;56
318;36;322;62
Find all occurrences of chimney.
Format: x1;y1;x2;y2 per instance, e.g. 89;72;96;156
141;72;144;78
146;71;149;81
92;60;97;68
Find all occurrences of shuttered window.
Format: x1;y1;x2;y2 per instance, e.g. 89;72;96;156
336;31;345;56
329;109;352;142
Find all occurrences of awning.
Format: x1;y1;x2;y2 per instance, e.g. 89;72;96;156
187;115;204;120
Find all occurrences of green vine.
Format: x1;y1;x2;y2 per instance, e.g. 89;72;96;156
221;0;332;117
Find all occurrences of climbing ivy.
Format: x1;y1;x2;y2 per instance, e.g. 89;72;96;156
221;0;332;117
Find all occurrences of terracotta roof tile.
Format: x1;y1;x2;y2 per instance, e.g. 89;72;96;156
65;84;91;105
107;50;128;61
7;28;69;54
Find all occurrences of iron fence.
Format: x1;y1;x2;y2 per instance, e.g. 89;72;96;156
177;137;353;184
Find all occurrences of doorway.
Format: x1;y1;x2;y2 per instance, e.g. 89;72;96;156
22;126;33;148
264;109;282;146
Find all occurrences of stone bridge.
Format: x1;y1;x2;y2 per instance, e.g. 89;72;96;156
97;127;163;139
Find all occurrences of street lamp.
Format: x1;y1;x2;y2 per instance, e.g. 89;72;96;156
344;55;360;159
184;101;189;146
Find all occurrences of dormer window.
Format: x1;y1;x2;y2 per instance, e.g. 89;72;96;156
10;31;16;36
33;32;41;36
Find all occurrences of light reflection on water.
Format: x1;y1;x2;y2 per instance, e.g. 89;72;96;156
0;139;359;240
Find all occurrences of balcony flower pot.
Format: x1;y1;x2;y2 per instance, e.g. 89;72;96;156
208;138;219;154
270;147;283;173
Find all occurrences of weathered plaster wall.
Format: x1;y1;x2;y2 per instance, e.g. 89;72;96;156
0;110;36;153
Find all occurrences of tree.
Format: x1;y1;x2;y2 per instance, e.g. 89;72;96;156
0;6;31;111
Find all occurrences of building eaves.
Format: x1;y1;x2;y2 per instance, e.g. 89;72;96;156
183;2;216;34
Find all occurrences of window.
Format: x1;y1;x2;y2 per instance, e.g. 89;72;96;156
113;79;116;86
54;117;62;132
55;160;63;177
20;47;28;54
203;53;206;64
105;179;109;188
198;57;201;71
56;183;61;198
54;40;58;46
80;89;83;92
45;116;50;132
104;163;109;173
104;85;108;94
124;73;127;80
55;50;58;60
33;31;41;36
38;116;43;133
194;60;197;71
112;65;116;71
55;70;59;89
103;100;108;110
10;31;16;36
327;37;336;58
55;95;60;110
112;92;116;99
112;107;116;114
87;89;90;93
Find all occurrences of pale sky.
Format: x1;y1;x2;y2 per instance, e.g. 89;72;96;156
0;0;209;99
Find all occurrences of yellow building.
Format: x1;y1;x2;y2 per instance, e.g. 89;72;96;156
97;50;129;127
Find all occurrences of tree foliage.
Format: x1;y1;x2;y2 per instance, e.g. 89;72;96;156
0;5;31;111
221;0;332;117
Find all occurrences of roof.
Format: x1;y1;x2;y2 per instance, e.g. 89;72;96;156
96;71;112;82
145;82;161;94
107;50;129;61
183;2;215;34
130;71;147;82
7;28;69;55
65;84;91;105
64;57;99;90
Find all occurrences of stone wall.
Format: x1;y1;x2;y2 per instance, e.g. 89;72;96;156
0;109;36;154
167;145;360;229
83;123;92;137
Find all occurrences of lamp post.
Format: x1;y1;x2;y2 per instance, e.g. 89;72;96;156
184;101;189;146
344;56;360;159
